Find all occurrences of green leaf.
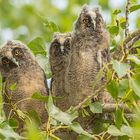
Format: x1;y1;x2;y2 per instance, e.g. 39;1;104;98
70;122;94;138
129;75;140;97
130;4;140;13
136;48;140;54
8;119;18;129
127;55;140;65
98;0;109;9
107;80;119;100
77;135;93;140
49;21;59;32
131;0;137;3
89;102;102;113
28;37;46;56
107;125;125;136
49;118;58;126
47;95;78;125
119;17;126;29
0;122;24;139
120;125;133;137
36;54;49;72
10;83;17;91
112;60;130;78
119;79;129;97
113;9;121;15
107;25;119;35
133;112;140;139
115;109;123;129
26;120;45;140
28;110;41;125
110;40;117;52
106;67;112;81
32;92;48;102
44;19;59;32
135;40;140;46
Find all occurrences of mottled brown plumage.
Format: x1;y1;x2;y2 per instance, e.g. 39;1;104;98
65;5;110;107
49;5;111;139
49;32;72;111
0;40;48;132
62;5;111;136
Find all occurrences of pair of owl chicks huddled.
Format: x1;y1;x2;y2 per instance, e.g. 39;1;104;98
50;5;111;113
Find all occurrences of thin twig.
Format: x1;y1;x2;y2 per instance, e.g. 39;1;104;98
125;0;131;38
128;35;140;51
123;0;131;61
51;125;69;133
119;29;140;61
112;29;140;61
123;29;140;46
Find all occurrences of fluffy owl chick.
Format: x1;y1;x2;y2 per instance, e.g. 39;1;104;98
49;32;72;111
0;40;49;132
65;5;110;107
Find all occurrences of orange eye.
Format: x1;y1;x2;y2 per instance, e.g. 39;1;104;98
83;18;89;23
52;42;60;48
2;57;9;65
83;15;91;24
65;39;70;44
15;50;21;56
64;39;70;46
13;48;23;57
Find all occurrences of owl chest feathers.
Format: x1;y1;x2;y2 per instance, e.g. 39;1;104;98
3;64;47;103
65;32;109;104
50;55;69;74
70;35;102;74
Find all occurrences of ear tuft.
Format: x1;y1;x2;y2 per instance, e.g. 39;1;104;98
53;32;60;38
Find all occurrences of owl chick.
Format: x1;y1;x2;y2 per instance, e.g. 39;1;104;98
49;32;72;111
65;5;110;107
0;40;49;132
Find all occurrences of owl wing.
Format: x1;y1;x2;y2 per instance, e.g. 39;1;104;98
2;77;6;96
42;71;49;95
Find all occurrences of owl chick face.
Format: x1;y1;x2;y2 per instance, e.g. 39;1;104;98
50;33;71;57
0;40;35;73
75;5;105;34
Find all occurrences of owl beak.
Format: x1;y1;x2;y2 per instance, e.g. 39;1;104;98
10;58;19;67
60;46;64;53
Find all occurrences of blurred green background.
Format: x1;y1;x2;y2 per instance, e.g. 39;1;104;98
0;0;139;45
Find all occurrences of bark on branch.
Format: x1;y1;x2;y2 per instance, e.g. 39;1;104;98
103;103;132;113
123;29;140;46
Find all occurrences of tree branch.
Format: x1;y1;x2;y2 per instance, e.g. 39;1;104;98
103;103;132;113
125;0;131;38
128;35;140;48
123;29;140;46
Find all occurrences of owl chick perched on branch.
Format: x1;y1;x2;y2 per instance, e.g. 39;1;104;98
49;32;72;111
65;5;110;107
0;40;49;133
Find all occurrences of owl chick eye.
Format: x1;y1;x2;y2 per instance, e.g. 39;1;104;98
13;48;23;57
64;39;70;46
2;57;9;65
83;15;91;24
52;42;60;48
